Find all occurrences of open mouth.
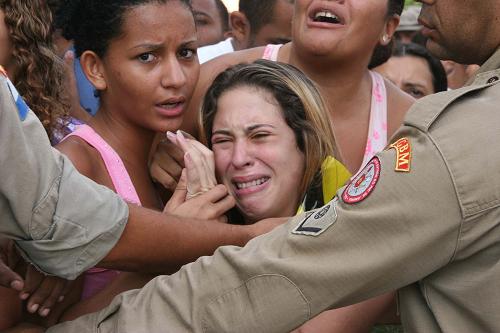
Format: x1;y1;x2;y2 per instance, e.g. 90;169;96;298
312;9;342;24
234;177;270;190
157;101;183;109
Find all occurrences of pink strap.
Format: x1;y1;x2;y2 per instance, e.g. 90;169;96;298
63;125;142;205
262;44;283;61
360;71;388;171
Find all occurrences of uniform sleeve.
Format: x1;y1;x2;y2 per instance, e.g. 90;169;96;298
48;125;462;332
0;76;129;280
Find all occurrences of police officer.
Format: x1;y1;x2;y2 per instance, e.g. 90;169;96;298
0;71;279;284
46;0;500;331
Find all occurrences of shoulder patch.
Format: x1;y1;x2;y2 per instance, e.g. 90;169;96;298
389;138;411;172
292;198;338;236
342;157;380;204
5;78;29;121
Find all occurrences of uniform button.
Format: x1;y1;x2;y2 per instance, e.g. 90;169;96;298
487;76;499;84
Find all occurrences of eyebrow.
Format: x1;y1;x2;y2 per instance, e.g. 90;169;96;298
404;82;428;90
212;124;276;136
193;11;210;18
130;43;164;51
247;124;275;132
129;39;197;51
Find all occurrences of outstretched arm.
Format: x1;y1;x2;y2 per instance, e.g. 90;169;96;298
48;126;463;332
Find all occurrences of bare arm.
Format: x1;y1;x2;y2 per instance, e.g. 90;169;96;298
100;204;284;273
181;47;265;138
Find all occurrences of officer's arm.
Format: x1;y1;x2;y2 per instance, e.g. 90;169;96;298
49;125;463;332
0;76;279;280
0;76;129;280
99;204;278;273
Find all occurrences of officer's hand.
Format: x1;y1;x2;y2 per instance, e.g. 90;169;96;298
248;217;289;239
164;169;235;223
150;135;185;191
166;130;217;199
0;239;24;291
21;265;72;317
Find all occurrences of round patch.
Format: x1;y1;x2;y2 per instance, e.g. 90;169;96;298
342;157;381;204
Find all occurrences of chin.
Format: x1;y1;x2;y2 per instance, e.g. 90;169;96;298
156;119;184;133
298;37;340;57
238;205;270;224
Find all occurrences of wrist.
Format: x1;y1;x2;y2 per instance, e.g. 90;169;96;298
232;224;255;246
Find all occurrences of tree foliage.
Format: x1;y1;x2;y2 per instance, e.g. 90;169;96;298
405;0;418;6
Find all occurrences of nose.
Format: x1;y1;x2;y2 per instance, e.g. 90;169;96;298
231;139;254;169
160;56;187;89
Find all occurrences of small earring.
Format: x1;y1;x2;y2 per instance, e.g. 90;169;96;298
382;35;391;44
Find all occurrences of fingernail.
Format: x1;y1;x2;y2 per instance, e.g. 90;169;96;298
20;292;30;300
179;130;194;139
40;308;50;317
58;295;65;302
166;131;176;141
10;280;23;291
29;304;39;313
177;130;186;140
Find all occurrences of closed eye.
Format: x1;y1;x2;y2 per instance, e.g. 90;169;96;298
212;136;232;145
251;132;271;140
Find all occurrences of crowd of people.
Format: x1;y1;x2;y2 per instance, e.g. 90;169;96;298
0;0;499;332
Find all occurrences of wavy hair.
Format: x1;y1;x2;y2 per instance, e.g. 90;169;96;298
201;59;338;201
0;0;68;139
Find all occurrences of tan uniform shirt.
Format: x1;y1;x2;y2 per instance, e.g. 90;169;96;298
50;49;500;332
0;74;129;280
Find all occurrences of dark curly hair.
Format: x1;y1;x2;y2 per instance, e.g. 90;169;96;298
0;0;68;139
55;0;192;58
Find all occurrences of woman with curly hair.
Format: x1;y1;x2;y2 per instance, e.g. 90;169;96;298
0;0;68;142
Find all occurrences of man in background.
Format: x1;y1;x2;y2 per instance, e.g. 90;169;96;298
197;0;294;63
192;0;230;47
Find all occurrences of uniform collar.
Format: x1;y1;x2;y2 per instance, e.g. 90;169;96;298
467;47;500;86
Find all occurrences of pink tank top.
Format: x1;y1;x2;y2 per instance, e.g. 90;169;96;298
262;44;282;61
361;71;388;169
63;124;142;300
262;45;388;173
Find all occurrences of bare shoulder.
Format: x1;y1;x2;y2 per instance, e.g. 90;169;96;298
199;46;265;87
197;47;265;101
385;78;416;137
55;136;98;179
182;46;265;137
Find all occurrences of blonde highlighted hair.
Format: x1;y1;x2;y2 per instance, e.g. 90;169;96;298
201;59;338;201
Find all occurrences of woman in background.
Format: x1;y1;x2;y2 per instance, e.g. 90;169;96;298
0;0;68;142
375;41;447;98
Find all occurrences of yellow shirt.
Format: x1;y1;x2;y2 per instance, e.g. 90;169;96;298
297;156;351;214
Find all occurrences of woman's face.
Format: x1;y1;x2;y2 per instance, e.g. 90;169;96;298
96;0;199;133
376;55;435;99
211;86;306;223
0;9;13;73
292;0;394;61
